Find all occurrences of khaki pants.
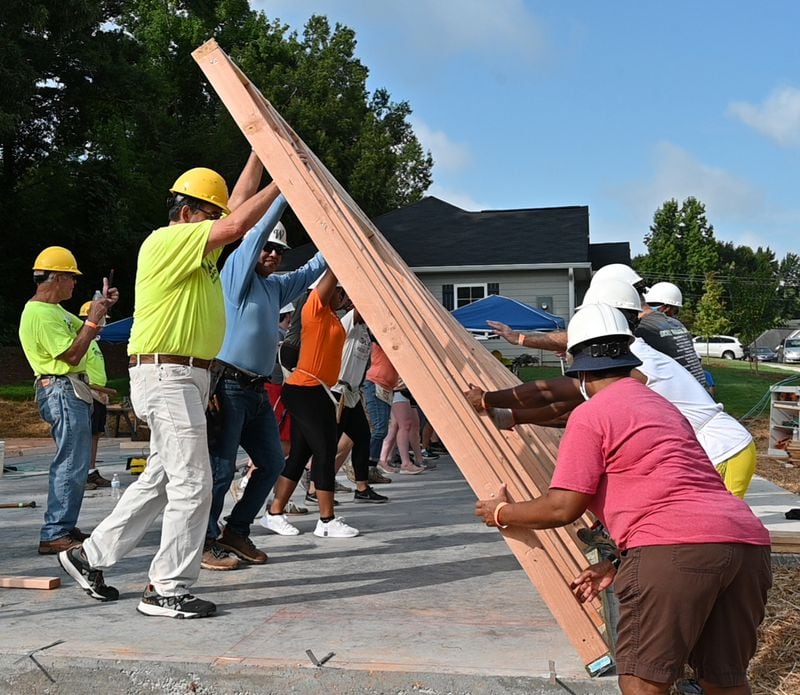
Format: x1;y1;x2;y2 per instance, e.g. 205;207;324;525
84;364;211;596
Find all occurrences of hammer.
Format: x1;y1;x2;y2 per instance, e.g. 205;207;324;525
0;501;37;509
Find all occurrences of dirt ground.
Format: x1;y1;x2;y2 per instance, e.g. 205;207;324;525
2;402;798;693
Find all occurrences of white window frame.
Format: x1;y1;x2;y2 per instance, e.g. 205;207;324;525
454;283;488;309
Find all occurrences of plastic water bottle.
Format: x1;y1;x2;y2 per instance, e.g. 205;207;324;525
111;473;122;500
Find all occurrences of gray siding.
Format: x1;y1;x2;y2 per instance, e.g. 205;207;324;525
417;269;571;365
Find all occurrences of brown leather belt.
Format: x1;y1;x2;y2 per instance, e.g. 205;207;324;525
129;354;213;370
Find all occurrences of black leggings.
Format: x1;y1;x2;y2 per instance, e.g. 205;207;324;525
281;384;337;492
338;400;371;482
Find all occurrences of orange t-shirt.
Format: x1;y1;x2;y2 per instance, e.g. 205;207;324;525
365;343;399;390
286;289;345;388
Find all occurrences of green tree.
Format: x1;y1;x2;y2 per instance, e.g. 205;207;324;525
721;244;781;348
0;1;433;343
777;253;800;320
634;196;719;305
693;272;731;357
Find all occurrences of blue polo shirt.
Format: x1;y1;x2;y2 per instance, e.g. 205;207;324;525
216;195;326;376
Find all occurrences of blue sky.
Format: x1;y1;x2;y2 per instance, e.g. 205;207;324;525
254;1;799;261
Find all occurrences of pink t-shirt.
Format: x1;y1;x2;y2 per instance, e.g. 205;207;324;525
551;378;770;551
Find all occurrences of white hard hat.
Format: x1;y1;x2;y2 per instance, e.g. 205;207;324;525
267;221;290;249
577;279;642;312
591;263;643;288
565;303;641;376
280;302;295;313
567;303;634;352
644;282;683;308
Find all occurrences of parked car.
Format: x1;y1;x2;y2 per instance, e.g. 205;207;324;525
693;335;746;360
780;337;800;364
751;346;778;362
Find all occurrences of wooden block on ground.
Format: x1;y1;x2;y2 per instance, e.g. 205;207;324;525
770;530;800;554
0;576;61;589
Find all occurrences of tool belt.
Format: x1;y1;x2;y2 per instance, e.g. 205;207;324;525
129;354;213;370
215;360;270;390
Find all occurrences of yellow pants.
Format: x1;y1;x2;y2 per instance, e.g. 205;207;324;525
715;440;757;499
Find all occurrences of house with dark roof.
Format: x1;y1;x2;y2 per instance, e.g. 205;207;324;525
282;196;630;360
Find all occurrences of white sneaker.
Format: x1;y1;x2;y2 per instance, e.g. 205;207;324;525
314;517;359;538
259;513;300;536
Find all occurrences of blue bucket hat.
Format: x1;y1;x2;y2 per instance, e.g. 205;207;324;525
564;340;642;377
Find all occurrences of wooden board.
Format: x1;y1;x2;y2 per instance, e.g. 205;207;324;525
0;576;60;590
193;39;610;672
771;530;800;554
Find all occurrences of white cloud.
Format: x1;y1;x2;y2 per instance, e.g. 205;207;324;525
603;143;800;260
728;86;800;148
619;142;763;223
410;117;472;172
256;1;547;67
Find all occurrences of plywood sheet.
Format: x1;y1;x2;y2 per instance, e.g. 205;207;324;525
193;39;610;671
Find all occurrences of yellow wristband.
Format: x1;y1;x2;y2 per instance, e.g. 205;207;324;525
494;501;510;529
517;333;525;345
85;320;99;329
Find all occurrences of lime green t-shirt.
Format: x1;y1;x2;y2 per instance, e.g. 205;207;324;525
86;340;107;387
128;220;224;360
18;302;87;376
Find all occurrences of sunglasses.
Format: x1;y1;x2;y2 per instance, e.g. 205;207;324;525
263;243;286;256
191;204;223;220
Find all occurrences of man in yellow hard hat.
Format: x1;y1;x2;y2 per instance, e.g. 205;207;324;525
78;300;117;490
19;247;119;555
59;153;282;617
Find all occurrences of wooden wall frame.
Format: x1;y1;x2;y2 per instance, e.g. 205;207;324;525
193;39;611;674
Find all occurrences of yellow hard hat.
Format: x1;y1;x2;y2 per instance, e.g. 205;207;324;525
33;246;82;275
169;167;231;215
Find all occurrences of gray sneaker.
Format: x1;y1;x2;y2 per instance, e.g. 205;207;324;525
58;547;119;602
136;584;216;619
334;480;353;493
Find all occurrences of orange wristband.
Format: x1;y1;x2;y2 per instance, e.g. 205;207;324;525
85;320;99;329
493;502;510;529
517;333;525;345
481;392;488;410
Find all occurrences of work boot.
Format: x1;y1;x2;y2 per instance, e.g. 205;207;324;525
217;527;268;565
200;541;240;571
39;534;81;555
87;470;112;488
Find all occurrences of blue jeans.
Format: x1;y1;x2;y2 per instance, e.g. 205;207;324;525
207;378;286;540
364;380;391;462
36;376;92;541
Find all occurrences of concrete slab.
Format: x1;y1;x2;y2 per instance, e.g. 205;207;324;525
0;440;616;694
2;439;797;694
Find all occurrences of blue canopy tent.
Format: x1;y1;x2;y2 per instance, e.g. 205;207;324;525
99;317;133;344
451;295;565;333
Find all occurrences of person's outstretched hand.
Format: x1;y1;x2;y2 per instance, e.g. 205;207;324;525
570;559;616;603
487;320;517;345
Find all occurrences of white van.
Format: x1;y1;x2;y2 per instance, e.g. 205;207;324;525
693;335;746;360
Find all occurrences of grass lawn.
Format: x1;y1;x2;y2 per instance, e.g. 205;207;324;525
0;377;130;402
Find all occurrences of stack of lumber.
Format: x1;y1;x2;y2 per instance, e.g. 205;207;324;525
192;39;611;672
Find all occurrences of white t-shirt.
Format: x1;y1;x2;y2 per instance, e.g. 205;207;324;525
332;310;372;408
630;338;752;464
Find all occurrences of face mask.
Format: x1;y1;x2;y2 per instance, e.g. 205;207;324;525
578;372;590;401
